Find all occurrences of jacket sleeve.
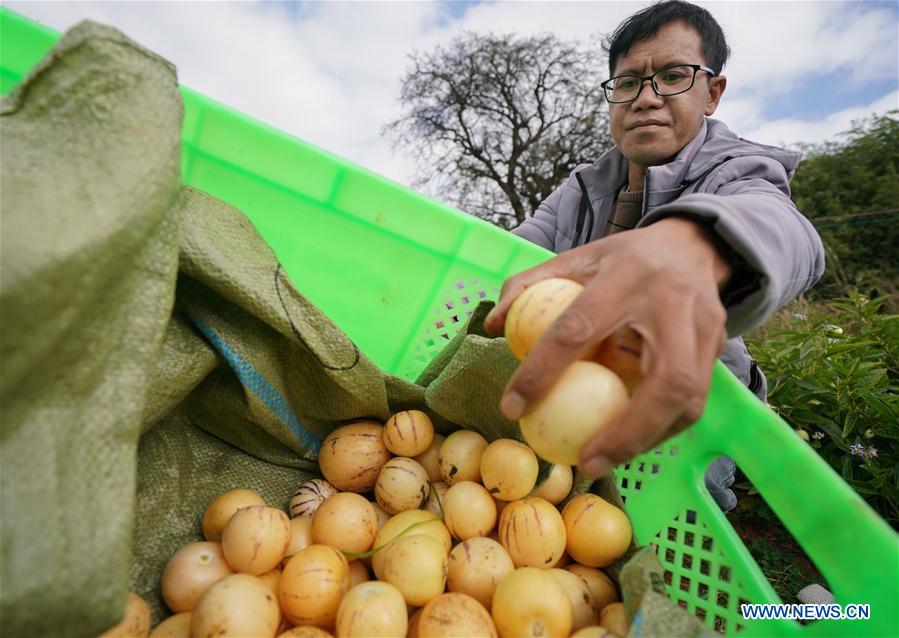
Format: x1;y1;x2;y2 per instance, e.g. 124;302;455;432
511;185;562;251
637;156;825;338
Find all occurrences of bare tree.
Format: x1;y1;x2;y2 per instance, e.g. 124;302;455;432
384;32;613;229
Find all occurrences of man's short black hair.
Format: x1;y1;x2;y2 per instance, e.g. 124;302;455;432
604;0;731;76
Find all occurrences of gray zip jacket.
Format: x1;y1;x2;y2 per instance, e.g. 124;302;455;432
512;117;826;400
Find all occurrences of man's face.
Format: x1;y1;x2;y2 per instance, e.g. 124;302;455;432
609;21;726;174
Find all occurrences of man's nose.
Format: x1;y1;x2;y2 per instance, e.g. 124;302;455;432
631;79;663;108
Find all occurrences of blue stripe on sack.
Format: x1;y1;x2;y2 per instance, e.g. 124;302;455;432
632;609;643;637
188;314;322;453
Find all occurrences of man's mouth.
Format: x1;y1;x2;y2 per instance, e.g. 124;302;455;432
629;120;667;130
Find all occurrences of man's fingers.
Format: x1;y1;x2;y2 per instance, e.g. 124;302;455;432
484;242;610;335
484;267;565;335
500;277;626;420
484;275;527;335
684;306;727;423
578;305;699;476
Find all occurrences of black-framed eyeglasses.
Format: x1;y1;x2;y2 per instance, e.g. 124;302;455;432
601;64;716;103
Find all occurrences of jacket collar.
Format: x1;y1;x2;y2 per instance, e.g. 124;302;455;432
576;117;802;209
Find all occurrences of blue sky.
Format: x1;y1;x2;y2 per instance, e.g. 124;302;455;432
5;0;897;190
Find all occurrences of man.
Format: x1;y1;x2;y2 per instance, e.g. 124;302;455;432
484;0;825;509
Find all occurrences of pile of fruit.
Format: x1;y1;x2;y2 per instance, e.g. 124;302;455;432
101;277;644;638
107;411;633;638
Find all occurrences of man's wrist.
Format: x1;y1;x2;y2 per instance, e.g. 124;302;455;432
653;216;733;288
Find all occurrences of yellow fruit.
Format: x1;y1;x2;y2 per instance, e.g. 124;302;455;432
530;464;574;505
289;478;338;519
419;593;498;638
407;608;423;638
277;627;334;638
447;537;514;608
547;568;596;632
491;567;572;638
593;327;643;394
497;497;566;568
371;510;451;580
336;581;408;637
381;534;448;607
439;430;488;485
148;612;191;637
201;488;266;542
565;565;619;613
311;491;378;554
370;501;391;531
504;277;585;360
283;516;314;566
413;433;445;483
348;560;370;589
318;421;392;493
98;593;151;638
443;481;497;541
384;410;435;457
161;541;234;613
280;545;350;628
191;574;280;638
571;626;618;638
519;361;628;466
423;481;449;518
600;602;629;636
221;506;291;575
375;457;431;515
561;494;632;568
257;568;281;599
480;439;539;501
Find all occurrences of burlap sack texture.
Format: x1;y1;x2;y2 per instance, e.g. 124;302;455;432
0;21;713;638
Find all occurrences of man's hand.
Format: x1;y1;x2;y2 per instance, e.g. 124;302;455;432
484;217;732;478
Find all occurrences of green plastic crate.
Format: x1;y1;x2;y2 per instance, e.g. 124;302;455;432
2;8;896;637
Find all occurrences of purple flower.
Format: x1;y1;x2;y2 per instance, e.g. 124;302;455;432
812;431;824;440
850;443;865;456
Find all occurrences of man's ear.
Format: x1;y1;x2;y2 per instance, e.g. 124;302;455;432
705;75;727;116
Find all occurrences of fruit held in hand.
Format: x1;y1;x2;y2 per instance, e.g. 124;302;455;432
504;277;585;360
594;327;644;393
519;361;628;466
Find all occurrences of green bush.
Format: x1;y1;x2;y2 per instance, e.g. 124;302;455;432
790;111;899;307
746;292;899;527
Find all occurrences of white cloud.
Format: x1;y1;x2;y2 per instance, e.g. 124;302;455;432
5;0;897;190
738;89;898;149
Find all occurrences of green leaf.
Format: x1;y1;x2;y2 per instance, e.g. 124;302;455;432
842;412;859;438
791;410;842;438
826;340;879;356
842;456;854;480
844;479;879;495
